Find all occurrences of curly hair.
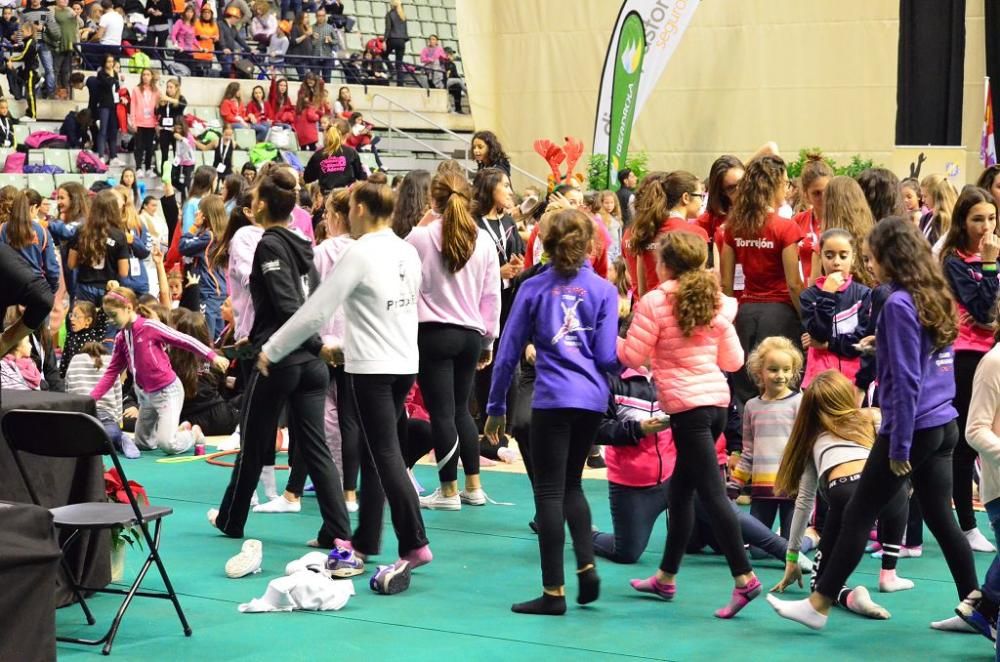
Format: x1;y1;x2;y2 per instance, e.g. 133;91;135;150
937;186;997;265
727;155;787;238
745;336;803;390
856;168;904;222
823;175;875;286
656;232;718;336
868;216;958;350
543;209;593;277
472;130;509;169
628;171;669;252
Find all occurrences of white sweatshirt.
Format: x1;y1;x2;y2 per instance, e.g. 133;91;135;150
262;228;421;375
966;344;1000;505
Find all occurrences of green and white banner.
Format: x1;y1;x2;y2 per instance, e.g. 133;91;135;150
593;0;701;189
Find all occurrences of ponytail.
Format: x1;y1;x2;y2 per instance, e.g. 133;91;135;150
431;172;477;272
657;232;718;336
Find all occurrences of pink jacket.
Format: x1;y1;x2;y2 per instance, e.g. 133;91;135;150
170;20;197;52
91;316;217;399
227;224;264;341
405;219;501;345
618;280;743;414
290;206;315;242
314;234;354;346
131;86;160;129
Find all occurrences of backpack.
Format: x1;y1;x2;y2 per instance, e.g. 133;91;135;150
280;150;303;172
249;142;279;167
128;51;152;75
24;131;68;149
23;164;64;174
165;60;191;77
2;152;24;173
76;150;108;174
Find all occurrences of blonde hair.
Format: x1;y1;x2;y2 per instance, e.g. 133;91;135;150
390;0;405;20
746;336;803;390
921;173;958;237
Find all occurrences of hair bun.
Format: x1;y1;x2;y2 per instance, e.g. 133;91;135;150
805;152;824;162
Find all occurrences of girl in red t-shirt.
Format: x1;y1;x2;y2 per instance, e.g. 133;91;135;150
791;154;832;286
721;155;804;406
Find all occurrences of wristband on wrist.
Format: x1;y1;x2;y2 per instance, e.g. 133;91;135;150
984;262;997;272
785;551;799;563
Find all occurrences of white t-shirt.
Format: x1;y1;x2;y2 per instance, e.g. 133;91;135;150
99;11;125;46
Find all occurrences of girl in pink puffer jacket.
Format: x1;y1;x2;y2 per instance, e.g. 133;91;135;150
617;231;760;619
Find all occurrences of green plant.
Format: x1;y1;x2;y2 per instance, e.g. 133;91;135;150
587;151;649;191
786;148;879;180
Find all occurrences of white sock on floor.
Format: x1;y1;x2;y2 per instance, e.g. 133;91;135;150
930;615;977;632
879;569;915;593
766;594;828;630
964;528;997;553
252;495;301;513
261;465;278;499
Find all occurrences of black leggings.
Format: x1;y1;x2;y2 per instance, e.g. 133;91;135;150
750;499;794;540
662;406;751;577
953;350;985;532
530;408;601;588
815;422;978;600
348;372;428;557
134;126;157;171
215;359;350;546
417;323;482;483
158;128;174;171
731;302;802;407
333;367;361;492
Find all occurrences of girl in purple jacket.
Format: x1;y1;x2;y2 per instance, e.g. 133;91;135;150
91;283;228;454
485;209;619;616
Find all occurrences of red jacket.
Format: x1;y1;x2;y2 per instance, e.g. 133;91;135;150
293;106;320;147
219;98;246;125
266;78;295;124
246;99;269;123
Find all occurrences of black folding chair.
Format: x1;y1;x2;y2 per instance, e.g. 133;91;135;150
2;409;191;655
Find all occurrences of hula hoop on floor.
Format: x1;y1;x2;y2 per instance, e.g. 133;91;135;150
204;449;290;470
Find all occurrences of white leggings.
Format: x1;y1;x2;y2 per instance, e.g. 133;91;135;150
133;378;189;454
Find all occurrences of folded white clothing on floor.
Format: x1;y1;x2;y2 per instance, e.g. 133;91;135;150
238;552;355;613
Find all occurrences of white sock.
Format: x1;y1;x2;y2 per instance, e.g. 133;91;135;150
930;615;976;632
261;465;277;499
964;528;997;553
846;586;890;620
766;594;828;630
879;569;915;593
252;495;301;513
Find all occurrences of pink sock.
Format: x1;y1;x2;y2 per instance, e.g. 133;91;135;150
715;576;762;619
335;538;366;562
630;576;676;600
402;544;433;570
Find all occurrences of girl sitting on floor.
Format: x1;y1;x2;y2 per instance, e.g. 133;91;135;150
66;341;140;458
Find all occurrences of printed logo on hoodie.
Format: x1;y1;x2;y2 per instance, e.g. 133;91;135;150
552;293;592;346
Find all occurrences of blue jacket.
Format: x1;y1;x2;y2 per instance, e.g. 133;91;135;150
487;263;620;416
800;277;871;358
120;224;150;296
0;221;60;293
876;285;958;460
179;230;228;299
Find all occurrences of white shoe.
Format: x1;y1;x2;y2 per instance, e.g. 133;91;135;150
419;488;461;511
497;447;520;463
252;495;302;513
459;488;487;506
225;539;263;578
20;116;36;123
218;429;241;451
346;500;359;513
964;528;996;553
110;157;127;167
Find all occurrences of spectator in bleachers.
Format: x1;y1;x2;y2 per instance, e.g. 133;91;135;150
246;84;271;131
240;160;256;184
267;75;295;126
22;0;58;100
304;125;365;194
420;34;445;89
268;19;290;69
0;98;18;148
365;33;385;61
119;169;142;207
333;85;352;117
219;82;257;140
193;4;220;77
86;58;120;164
170;5;198;75
312;7;336;84
81;0;123;68
361;48;387;82
293;86;320;151
384;0;408;87
79;2;101;43
0;8;18;53
172;122;197;197
213;124;236;178
52;0;77;100
345;111;384;170
287;11;313;81
218;5;249;77
471;130;511;176
60;107;92;149
224;0;253;30
157;77;187;174
145;0;172;51
325;0;354;32
6;20;39;120
251;0;277;50
131;68;161;177
443;47;465;114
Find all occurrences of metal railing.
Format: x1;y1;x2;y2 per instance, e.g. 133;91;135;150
370;93;548;187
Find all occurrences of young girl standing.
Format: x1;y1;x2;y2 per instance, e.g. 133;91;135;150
90;283;228;454
770;370;909;620
799;229;872;387
408;172;501;510
919;173;958;248
179;194;229;339
768;216;979;630
0;190;60;294
938;186;1000;553
815;176;876;287
485;209;619;615
730;337;803;539
619;231;760;619
131;69;160;177
67;190;131;306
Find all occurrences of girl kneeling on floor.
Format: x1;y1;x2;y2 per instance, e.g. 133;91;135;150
90;282;229;454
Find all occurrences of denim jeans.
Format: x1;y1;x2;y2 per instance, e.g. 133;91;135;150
37;42;54;96
134;377;188;454
983;499;1000;604
96;107;118;161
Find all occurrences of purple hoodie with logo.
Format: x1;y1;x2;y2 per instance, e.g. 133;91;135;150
487;263;620;416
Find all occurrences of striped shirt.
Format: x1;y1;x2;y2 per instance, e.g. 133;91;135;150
732;391;802;498
66;353;123;423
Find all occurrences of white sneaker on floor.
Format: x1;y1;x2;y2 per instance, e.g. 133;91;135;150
459;488;486;506
346;500;359;513
225;539;263;578
965;528;996;552
110;157;127;167
419;488;461;511
252;495;302;513
20;116;36;123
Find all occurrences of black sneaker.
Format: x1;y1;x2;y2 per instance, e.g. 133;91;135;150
586;454;606;469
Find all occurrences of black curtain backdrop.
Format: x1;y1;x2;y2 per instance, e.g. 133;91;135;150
896;0;966;145
986;0;1000;131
